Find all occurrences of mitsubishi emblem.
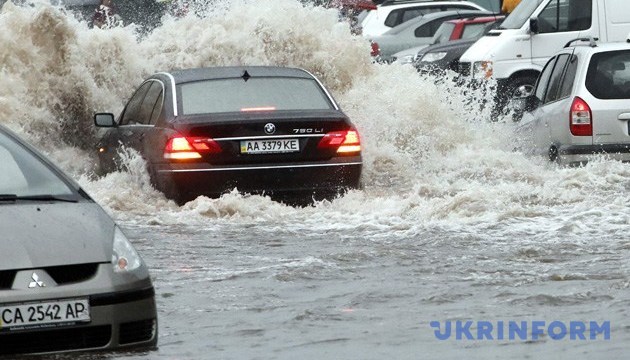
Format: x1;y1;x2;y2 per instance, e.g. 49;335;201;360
28;272;45;288
264;123;276;135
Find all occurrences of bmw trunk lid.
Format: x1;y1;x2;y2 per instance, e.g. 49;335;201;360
171;110;355;164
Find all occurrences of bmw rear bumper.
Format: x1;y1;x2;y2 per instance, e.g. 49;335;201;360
153;158;362;202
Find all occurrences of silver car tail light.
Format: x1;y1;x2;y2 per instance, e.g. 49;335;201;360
570;96;593;136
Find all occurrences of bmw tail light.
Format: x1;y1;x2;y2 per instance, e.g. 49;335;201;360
318;129;361;155
570;97;592;136
164;136;222;160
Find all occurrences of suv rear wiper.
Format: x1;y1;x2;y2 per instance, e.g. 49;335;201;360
0;194;79;203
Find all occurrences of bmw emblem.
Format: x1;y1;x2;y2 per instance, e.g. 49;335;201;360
264;123;276;135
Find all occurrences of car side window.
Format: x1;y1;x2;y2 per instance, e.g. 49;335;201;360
538;0;592;34
558;54;578;99
120;82;153;126
534;56;558;102
544;54;570;103
149;88;164;125
415;17;457;38
136;81;164;125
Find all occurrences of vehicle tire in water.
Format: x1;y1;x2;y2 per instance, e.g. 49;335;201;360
495;74;538;119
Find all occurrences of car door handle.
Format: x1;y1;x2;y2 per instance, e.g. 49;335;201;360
618;113;630;121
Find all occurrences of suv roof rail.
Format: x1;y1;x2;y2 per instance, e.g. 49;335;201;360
564;37;598;48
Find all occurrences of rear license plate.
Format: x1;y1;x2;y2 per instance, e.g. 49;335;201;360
240;139;299;154
0;298;90;332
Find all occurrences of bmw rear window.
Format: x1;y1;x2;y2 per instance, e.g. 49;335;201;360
179;77;334;115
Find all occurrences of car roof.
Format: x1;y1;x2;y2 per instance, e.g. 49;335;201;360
563;40;630;54
387;9;490;33
164;66;314;84
375;0;481;10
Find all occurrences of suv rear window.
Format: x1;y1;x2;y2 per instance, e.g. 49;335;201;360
586;50;630;100
179;77;334;115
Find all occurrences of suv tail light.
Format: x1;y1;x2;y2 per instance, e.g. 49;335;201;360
570;97;592;136
164;136;222;160
318;129;361;155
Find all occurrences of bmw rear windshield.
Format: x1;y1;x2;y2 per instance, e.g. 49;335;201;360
178;77;334;115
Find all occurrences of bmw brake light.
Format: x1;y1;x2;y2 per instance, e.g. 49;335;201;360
164;136;222;160
318;129;361;155
570;97;592;136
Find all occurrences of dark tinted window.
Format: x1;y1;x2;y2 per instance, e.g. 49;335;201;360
535;56;558;101
136;81;163;125
586;50;630;99
558;54;578;99
538;0;592;33
544;54;570;103
121;82;152;125
179;77;334;115
0;131;73;197
415;17;458;38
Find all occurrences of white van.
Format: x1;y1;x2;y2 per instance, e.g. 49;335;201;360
459;0;630;105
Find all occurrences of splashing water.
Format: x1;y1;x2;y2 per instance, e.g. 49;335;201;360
0;0;628;236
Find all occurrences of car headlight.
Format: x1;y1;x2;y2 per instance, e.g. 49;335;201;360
112;226;142;273
421;52;447;62
473;61;493;79
396;54;416;65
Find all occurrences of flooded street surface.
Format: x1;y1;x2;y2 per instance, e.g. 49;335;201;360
112;208;630;359
1;0;629;358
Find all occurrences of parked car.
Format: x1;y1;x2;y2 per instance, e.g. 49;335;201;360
0;124;157;356
411;15;504;70
359;0;486;37
459;0;630;111
391;14;503;65
515;38;630;165
370;9;490;62
94;66;362;204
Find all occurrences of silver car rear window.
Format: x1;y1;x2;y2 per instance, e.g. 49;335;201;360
586;50;630;100
179;77;334;115
0;132;73;197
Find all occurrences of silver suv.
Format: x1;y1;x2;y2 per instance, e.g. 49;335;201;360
516;37;630;165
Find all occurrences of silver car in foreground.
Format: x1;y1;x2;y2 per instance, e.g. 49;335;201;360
516;38;630;165
0;125;157;355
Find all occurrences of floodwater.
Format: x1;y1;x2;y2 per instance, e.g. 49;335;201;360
1;0;629;358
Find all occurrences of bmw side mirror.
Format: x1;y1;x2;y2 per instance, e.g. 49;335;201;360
94;113;116;127
529;17;539;34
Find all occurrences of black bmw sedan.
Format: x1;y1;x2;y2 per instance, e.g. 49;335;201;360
95;66;362;204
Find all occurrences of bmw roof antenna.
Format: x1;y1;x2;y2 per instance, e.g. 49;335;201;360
242;70;251;82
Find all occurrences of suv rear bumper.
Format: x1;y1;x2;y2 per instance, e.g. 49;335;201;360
559;144;630;165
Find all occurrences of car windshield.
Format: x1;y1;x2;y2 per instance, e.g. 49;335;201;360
500;0;544;29
586;50;630;100
179;77;334;115
431;22;456;44
0;130;74;198
461;22;489;39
